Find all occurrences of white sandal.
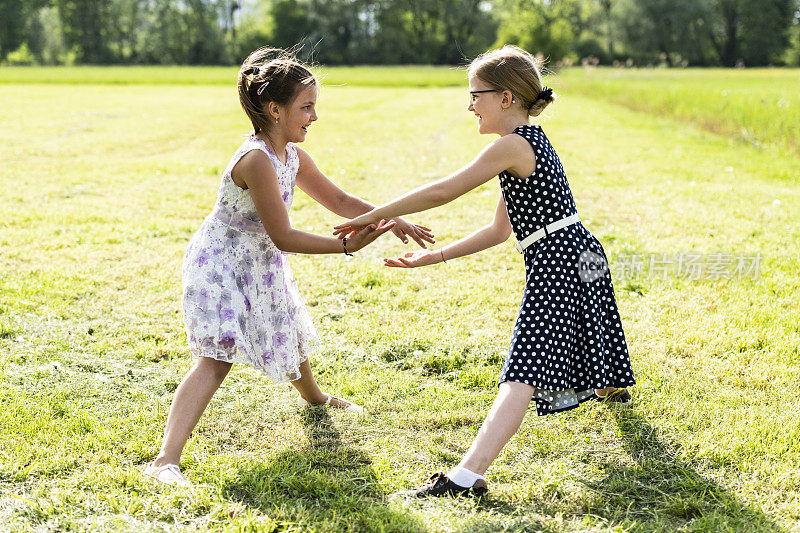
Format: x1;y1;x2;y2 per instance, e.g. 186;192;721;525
143;462;191;486
298;393;366;414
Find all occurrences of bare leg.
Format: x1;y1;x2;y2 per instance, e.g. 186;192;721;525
289;358;355;409
152;357;232;467
458;381;535;476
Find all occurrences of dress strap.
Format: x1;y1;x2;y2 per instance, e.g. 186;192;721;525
245;137;299;173
225;138;272;177
286;143;300;173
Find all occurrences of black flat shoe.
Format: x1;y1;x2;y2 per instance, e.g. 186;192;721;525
595;388;631;404
393;472;488;499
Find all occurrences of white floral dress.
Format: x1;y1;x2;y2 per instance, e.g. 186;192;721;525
181;136;318;382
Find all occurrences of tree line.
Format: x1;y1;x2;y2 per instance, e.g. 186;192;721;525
2;0;799;67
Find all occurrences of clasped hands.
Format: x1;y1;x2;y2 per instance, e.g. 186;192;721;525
333;211;439;268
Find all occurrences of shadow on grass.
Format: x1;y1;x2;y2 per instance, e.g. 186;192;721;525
459;406;785;532
584;407;785;531
221;407;425;533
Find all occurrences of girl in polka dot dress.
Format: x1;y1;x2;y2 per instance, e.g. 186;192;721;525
335;45;635;497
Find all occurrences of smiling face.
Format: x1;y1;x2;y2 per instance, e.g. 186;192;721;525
275;84;318;143
468;76;503;134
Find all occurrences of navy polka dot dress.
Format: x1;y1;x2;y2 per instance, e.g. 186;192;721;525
498;124;635;415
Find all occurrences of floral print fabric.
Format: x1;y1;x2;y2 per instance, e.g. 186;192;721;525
181;137;318;382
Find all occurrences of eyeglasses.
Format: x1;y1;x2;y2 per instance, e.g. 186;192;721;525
469;89;498;104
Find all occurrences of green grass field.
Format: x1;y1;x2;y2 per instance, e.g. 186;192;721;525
1;66;798;532
557;68;800;157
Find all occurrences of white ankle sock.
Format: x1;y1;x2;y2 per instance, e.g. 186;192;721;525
446;466;485;488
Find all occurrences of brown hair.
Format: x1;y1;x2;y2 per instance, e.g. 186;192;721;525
467;45;556;117
237;47;316;135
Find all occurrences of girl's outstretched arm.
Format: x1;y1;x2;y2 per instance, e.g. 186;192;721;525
294;147;435;248
384;196;512;268
333;134;531;236
234;150;394;254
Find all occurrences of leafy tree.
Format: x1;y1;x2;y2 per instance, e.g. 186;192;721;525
106;0;143;62
616;0;795;66
599;0;614;56
615;0;711;65
232;1;274;62
269;0;371;64
131;0;232;64
30;6;70;64
265;0;494;65
54;0;117;63
493;0;577;62
784;3;800;65
373;0;446;63
0;0;49;60
428;0;497;64
2;0;798;66
713;0;795;65
370;0;494;64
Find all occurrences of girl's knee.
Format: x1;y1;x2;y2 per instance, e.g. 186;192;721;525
499;381;535;399
195;357;233;381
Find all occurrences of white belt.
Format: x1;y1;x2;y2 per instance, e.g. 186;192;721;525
514;214;581;253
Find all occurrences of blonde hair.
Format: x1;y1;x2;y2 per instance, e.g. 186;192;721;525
467;45;556;117
237;47;316;135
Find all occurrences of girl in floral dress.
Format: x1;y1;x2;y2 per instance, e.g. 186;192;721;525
144;48;433;486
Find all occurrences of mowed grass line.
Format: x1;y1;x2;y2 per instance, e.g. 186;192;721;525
558;67;800;158
0;76;799;531
6;64;798;157
0;65;466;87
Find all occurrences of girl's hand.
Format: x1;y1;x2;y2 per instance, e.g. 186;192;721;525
383;249;441;268
345;219;396;252
333;211;382;239
389;217;435;248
